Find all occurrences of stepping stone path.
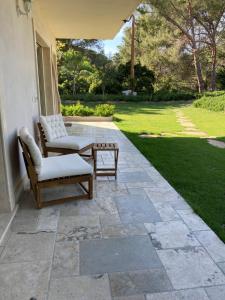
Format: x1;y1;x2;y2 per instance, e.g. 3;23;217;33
175;109;225;149
175;109;208;137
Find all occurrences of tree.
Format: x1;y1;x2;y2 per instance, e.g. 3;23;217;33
118;62;155;93
59;49;95;95
192;0;225;90
148;0;205;92
148;0;225;92
117;7;196;91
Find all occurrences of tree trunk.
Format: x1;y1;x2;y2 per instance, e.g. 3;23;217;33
72;76;76;96
210;45;217;91
188;1;205;93
192;47;205;93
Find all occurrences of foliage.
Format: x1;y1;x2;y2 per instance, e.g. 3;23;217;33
152;90;195;101
61;103;115;117
61;89;195;103
95;104;115;117
193;91;225;111
115;102;225;242
217;68;225;89
117;1;225;92
61;102;94;116
117;62;155;93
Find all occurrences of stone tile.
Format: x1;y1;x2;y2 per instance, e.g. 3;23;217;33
102;223;147;238
80;236;162;275
113;296;145;300
60;196;118;217
157;247;225;289
0;260;51;300
127;188;147;196
145;221;199;249
109;269;172;297
194;230;225;262
218;262;225;274
51;241;79;278
37;207;60;231
152;203;180;221
205;285;225;300
0;213;13;237
146;288;209;300
57;215;101;242
95;181;128;197
115;194;161;224
178;211;210;231
0;246;4;256
10;215;38;233
100;213;121;227
145;188;190;210
126;182;156;188
0;232;55;263
117;171;153;183
48;274;111;300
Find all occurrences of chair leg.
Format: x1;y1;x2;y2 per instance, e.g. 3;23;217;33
43;150;48;158
35;185;42;209
88;176;93;199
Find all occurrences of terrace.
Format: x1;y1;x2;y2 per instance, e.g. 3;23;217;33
0;121;225;299
1;1;225;299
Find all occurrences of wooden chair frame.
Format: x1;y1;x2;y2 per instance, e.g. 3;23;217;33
37;122;94;158
18;137;93;209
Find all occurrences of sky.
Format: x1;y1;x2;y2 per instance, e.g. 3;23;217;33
102;23;129;57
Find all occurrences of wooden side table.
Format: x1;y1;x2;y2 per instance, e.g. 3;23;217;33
93;143;119;178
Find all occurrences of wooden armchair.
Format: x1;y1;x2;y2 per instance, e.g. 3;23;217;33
38;114;94;158
18;127;93;209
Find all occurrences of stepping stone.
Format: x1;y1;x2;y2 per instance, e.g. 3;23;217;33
208;139;225;149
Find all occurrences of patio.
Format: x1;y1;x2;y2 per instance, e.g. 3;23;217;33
1;122;225;299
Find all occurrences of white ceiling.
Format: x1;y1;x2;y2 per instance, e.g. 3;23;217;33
36;0;140;39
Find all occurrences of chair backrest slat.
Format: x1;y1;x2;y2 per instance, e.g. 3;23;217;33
18;137;38;187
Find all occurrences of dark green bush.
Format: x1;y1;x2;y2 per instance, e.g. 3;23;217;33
193;91;225;112
61;90;195;103
61;103;115;117
152;90;195;101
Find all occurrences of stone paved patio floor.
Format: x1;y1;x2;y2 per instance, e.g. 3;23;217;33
1;122;225;299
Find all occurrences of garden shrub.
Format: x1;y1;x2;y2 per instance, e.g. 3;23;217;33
61;90;195;103
193;91;225;112
61;103;115;117
95;104;115;117
152;89;195;101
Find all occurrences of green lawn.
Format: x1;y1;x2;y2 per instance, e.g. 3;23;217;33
180;105;225;140
114;102;225;242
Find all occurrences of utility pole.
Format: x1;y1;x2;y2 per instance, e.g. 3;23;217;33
123;14;136;93
130;14;135;93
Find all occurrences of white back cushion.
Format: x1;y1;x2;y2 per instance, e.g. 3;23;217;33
40;114;68;142
19;127;42;174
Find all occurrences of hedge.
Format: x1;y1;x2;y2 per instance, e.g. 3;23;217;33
193;91;225;112
61;90;195;103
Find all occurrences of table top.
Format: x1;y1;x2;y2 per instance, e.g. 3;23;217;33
93;143;119;151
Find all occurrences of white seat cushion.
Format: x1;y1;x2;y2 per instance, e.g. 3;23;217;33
46;135;93;151
40;114;68;142
19;127;42;174
38;154;93;181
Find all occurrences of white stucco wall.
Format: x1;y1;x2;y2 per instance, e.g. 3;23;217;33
0;0;56;211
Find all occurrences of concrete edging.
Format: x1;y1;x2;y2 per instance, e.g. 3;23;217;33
63;116;113;122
